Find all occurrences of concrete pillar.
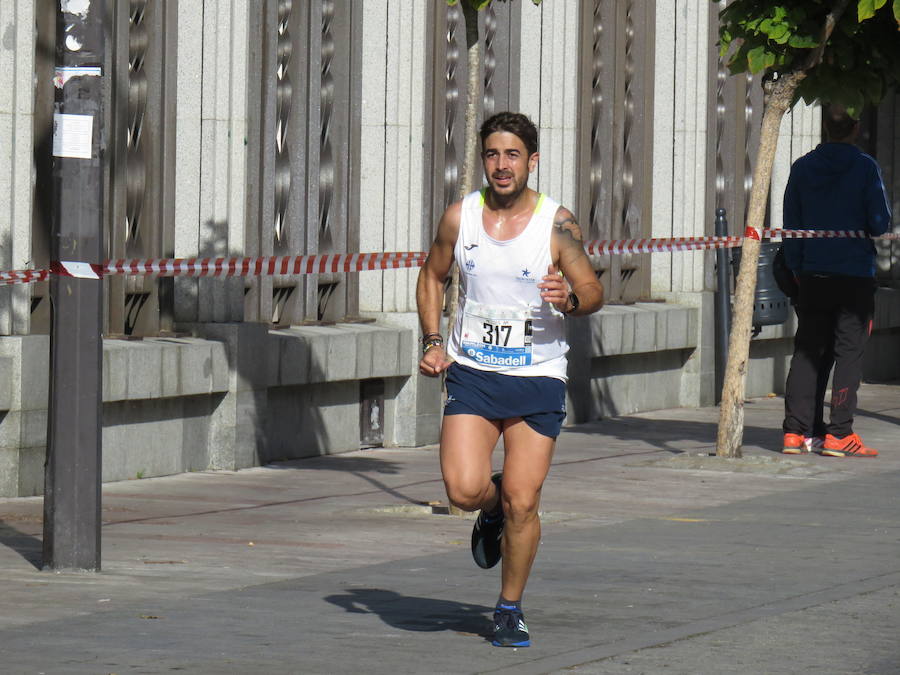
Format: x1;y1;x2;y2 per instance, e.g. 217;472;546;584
652;0;711;298
174;0;248;324
359;0;427;316
185;322;270;470
518;1;579;210
770;102;820;231
650;0;716;406
0;1;37;336
0;337;50;497
358;1;439;447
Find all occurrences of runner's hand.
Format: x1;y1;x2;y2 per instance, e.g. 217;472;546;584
419;344;453;377
539;264;570;311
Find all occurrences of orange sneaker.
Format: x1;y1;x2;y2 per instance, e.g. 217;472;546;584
807;435;826;451
821;433;878;458
782;433;807;454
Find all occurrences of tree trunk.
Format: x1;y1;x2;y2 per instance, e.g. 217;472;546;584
446;0;481;323
716;75;798;458
457;1;481;201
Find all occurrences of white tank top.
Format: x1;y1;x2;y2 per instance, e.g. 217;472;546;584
447;189;569;381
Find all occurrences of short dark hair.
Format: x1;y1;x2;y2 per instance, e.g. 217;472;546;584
480;112;539;156
822;103;859;142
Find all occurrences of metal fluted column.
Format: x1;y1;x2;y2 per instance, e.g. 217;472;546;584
714;208;732;405
43;0;108;571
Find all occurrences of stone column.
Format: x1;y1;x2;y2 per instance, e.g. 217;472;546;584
358;0;440;447
174;0;249;324
0;1;37;336
518;1;579;210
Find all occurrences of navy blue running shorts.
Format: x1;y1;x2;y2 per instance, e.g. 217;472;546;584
443;362;567;439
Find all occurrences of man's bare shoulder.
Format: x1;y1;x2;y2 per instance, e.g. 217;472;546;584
433;200;463;246
442;199;464;225
552;205;585;243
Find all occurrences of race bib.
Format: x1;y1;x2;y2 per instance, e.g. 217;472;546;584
460;302;533;368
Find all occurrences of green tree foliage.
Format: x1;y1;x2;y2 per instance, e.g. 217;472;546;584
716;0;900;116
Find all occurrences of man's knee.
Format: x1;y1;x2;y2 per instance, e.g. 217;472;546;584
502;489;541;523
445;479;492;512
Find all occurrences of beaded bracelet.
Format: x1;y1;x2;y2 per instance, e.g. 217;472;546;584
421;333;444;354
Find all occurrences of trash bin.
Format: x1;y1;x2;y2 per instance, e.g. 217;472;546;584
731;241;790;327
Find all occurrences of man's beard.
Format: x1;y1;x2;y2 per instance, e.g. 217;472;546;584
488;174;526;206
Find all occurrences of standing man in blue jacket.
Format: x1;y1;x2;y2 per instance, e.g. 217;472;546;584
782;104;892;457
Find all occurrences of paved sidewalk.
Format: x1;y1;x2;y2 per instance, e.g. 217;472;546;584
1;383;899;674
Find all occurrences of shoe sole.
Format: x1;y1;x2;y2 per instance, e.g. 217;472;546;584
471;520;502;569
472;474;503;569
782;448;808;455
820;449;877;458
492;639;530;647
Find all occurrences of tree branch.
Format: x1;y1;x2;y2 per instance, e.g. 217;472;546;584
799;0;851;72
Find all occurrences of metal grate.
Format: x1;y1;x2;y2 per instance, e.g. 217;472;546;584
578;0;655;303
246;0;361;326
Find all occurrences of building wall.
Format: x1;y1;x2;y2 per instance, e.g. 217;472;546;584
519;0;579;213
652;0;711;298
358;0;427;315
174;0;248;324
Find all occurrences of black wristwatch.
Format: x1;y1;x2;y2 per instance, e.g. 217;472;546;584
564;292;579;315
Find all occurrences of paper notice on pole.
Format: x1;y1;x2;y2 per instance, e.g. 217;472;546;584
52;113;94;159
61;0;92;19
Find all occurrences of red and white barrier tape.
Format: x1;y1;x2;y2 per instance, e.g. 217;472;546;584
8;252;428;286
2;230;897;286
0;268;50;286
103;251;428;277
585;235;742;255
764;228;900;240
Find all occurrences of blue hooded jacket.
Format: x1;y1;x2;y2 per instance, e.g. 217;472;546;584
783;142;892;278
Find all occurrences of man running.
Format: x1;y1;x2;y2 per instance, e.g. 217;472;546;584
416;112;604;647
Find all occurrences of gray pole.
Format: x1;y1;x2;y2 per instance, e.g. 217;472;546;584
43;0;107;571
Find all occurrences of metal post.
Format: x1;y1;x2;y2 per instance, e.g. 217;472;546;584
43;0;108;571
714;208;732;405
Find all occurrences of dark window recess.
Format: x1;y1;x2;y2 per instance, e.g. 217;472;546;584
124;293;151;336
360;379;385;448
272;285;294;326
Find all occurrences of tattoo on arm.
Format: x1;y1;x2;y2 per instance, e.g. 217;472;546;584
553;209;589;260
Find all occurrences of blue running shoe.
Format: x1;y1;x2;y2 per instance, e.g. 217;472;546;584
492;605;530;647
471;473;503;569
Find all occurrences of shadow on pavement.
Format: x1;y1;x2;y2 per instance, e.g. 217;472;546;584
854;405;900;426
0;521;42;569
563;416;781;455
266;454;404;475
107;453;441;526
324;587;494;641
265;453;434;506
